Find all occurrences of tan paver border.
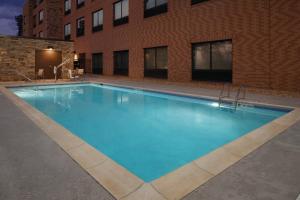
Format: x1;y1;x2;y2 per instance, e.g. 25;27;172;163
1;82;300;200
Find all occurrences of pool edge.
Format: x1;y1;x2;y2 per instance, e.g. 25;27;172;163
1;83;300;200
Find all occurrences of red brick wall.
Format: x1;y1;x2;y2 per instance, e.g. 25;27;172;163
27;0;300;92
23;0;63;39
270;0;300;92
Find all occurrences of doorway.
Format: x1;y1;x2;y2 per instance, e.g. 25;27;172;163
35;49;62;79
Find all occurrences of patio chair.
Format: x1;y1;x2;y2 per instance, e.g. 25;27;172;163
68;69;79;80
77;68;85;80
37;69;44;79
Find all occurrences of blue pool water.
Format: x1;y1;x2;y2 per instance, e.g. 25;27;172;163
11;83;289;182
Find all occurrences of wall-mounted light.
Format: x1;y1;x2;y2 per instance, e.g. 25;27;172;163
47;46;54;51
74;52;78;61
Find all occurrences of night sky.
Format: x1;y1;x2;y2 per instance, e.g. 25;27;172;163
0;0;24;36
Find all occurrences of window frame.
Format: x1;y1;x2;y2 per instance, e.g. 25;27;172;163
113;0;129;26
144;46;168;79
64;23;71;40
76;17;85;37
39;31;43;38
38;10;43;24
144;0;168;18
92;9;104;32
64;0;71;15
33;15;36;28
92;53;103;74
77;0;85;9
191;0;209;5
113;50;129;76
192;39;233;82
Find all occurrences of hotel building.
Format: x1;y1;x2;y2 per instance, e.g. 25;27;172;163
22;0;300;92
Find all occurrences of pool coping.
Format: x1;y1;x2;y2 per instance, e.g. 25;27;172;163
1;82;300;200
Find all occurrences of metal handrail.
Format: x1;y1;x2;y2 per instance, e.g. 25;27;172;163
218;83;231;107
233;85;246;110
218;84;246;111
15;70;33;82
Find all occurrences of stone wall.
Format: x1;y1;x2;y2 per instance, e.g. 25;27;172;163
0;35;74;81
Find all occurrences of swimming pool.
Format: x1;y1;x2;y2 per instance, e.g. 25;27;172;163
11;83;289;182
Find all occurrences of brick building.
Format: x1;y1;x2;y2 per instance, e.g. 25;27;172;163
23;0;63;39
22;0;300;92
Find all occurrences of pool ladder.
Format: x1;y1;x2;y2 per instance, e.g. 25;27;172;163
218;84;246;111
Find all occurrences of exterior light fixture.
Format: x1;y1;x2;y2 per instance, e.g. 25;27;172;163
74;53;78;61
47;46;54;50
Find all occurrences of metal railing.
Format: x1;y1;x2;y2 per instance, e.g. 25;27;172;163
15;70;33;82
218;83;247;111
218;83;231;108
233;84;246;110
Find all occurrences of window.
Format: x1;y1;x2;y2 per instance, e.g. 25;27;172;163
92;53;103;74
76;17;85;37
77;0;84;9
114;50;129;76
39;31;44;38
144;0;168;18
38;10;43;24
192;40;232;82
33;15;36;27
78;53;86;70
64;23;71;40
92;10;103;32
36;0;43;5
65;0;71;15
113;0;129;26
191;0;209;5
144;46;168;78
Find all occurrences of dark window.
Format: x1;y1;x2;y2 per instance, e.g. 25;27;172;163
77;0;84;9
78;53;86;71
113;0;129;26
33;15;36;27
76;17;85;37
192;40;232;82
38;10;43;24
92;53;103;74
92;10;103;32
65;0;71;15
191;0;209;5
64;23;71;40
114;50;129;76
144;46;168;79
144;0;168;18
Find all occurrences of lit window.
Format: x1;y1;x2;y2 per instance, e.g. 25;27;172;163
64;23;71;40
113;0;129;26
92;10;103;32
38;10;43;23
65;0;71;15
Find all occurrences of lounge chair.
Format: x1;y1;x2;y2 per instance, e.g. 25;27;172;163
77;69;84;80
68;69;79;80
37;69;44;79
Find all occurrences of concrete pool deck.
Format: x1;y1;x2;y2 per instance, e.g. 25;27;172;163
1;77;300;200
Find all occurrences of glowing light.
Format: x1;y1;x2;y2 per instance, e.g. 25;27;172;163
74;53;78;61
211;102;219;107
47;46;54;51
